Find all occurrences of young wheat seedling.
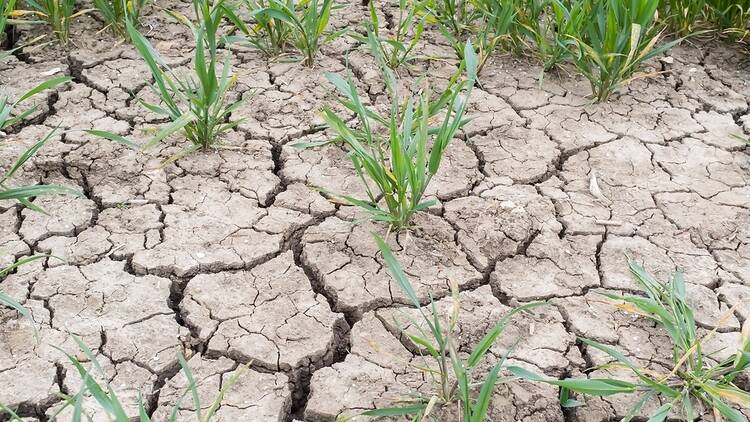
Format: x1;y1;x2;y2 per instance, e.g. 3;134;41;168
311;38;477;230
227;0;293;57
104;0;244;163
510;261;750;421
360;234;544;420
567;0;682;102
351;0;425;70
16;0;92;45
92;0;150;39
242;0;345;66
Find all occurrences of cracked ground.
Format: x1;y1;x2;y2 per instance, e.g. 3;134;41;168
1;1;749;421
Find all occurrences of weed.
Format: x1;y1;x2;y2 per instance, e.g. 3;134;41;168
425;0;520;75
433;0;517;75
470;0;519;73
353;0;425;70
510;261;750;421
315;39;476;230
1;128;80;210
113;1;244;162
660;0;750;40
568;0;681;102
243;0;345;66
360;234;544;420
16;0;92;45
659;0;707;35
92;0;150;39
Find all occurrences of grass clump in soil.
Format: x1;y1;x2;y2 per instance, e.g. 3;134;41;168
659;0;750;41
0;0;13;55
231;0;344;66
360;234;544;421
567;0;682;102
351;0;425;70
13;0;91;46
306;37;477;231
510;261;750;421
107;0;244;163
92;0;150;40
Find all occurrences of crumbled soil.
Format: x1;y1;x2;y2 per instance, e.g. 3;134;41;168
1;1;749;421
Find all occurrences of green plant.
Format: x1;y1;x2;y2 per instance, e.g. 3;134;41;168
248;0;344;66
353;0;425;70
568;0;681;102
467;0;519;73
0;0;14;57
1;75;70;131
705;0;750;40
361;234;544;420
0;255;48;329
426;0;519;75
1;128;79;210
510;262;750;421
228;0;293;56
117;1;244;162
315;40;476;230
17;0;92;45
516;0;585;72
1;76;78;210
658;0;707;35
92;0;150;39
659;0;750;41
420;0;479;38
0;337;245;421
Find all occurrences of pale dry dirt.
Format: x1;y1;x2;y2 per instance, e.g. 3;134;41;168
1;0;749;421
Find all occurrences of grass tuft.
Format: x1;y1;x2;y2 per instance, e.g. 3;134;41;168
92;0;150;40
510;261;750;421
566;0;681;102
234;0;344;66
351;0;425;70
15;0;92;46
89;0;246;162
303;38;477;230
364;234;545;420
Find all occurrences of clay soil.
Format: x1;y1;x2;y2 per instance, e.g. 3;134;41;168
1;1;749;421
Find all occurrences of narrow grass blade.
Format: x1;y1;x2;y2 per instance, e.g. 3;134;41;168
361;404;426;416
507;366;637;396
374;234;420;308
83;130;139;149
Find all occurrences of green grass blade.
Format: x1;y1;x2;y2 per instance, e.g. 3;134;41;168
507;365;637;396
14;75;71;104
470;362;502;421
362;404;426;416
467;301;545;369
645;402;672;422
178;353;202;420
374;234;420;308
83;130;139;149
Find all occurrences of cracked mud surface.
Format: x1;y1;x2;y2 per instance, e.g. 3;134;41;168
1;1;749;420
